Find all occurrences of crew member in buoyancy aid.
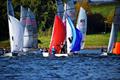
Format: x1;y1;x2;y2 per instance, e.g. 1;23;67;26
52;46;56;54
60;42;67;53
68;36;73;43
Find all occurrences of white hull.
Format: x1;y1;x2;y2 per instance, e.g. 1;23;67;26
4;52;12;57
55;54;68;57
101;52;108;56
42;52;49;57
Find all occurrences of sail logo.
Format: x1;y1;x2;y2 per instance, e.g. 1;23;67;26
78;19;85;28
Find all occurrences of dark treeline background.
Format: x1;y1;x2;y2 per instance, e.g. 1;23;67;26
0;0;116;41
0;0;57;41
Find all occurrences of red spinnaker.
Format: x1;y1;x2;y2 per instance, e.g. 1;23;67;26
49;15;66;54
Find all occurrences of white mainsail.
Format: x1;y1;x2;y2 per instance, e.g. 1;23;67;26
20;6;29;52
28;8;38;49
20;6;28;27
20;7;38;52
66;18;72;53
56;0;64;19
66;0;76;24
23;9;34;52
76;7;87;49
8;15;24;52
62;3;67;23
107;23;115;53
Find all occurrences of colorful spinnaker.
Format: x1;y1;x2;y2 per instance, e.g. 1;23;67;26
49;15;66;54
23;9;34;52
7;0;14;16
28;8;38;49
76;7;87;49
66;15;82;53
8;15;24;52
20;7;38;52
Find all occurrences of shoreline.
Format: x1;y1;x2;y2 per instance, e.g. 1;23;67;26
0;45;108;49
84;46;107;49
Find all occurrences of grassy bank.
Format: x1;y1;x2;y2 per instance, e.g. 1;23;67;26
1;3;120;49
1;33;120;49
0;40;10;48
38;33;110;48
85;33;109;48
91;3;119;17
38;32;120;48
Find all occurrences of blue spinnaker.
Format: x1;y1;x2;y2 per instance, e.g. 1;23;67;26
71;29;82;52
67;16;82;52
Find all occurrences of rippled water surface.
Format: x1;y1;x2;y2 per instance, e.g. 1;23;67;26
0;52;120;80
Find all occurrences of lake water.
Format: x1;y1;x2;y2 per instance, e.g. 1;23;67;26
0;50;120;80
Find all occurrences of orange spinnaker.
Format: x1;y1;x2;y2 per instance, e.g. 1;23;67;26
49;15;66;54
112;42;120;55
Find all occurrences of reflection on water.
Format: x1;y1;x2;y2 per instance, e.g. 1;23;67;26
0;51;120;80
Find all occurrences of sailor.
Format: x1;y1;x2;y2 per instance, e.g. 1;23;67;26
68;36;73;43
52;46;56;54
101;47;104;53
61;45;66;54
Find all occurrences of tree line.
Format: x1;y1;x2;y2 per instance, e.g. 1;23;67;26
0;0;57;41
0;0;118;41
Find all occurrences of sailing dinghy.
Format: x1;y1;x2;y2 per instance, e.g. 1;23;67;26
23;9;34;52
107;23;116;53
66;15;82;54
5;0;24;56
20;7;38;53
49;15;67;57
6;15;24;56
106;22;119;55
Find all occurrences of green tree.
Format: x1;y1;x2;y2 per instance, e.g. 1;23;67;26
0;0;57;41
